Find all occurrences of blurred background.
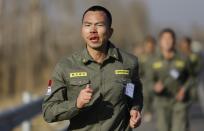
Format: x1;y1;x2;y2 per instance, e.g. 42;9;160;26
0;0;203;131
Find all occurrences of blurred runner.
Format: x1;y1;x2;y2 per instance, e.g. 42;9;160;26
139;36;156;122
179;37;202;102
151;28;192;131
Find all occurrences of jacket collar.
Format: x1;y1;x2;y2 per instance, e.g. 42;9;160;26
81;41;120;64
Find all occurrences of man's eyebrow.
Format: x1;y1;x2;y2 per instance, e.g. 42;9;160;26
83;21;92;24
83;21;105;24
95;22;105;24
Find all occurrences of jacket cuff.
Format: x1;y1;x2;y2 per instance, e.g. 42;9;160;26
131;105;142;112
56;99;80;121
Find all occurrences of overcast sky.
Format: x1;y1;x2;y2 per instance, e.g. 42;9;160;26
143;0;204;34
43;0;204;35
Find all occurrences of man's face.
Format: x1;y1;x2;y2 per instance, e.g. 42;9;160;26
81;11;113;50
145;42;155;54
179;40;190;53
160;32;174;51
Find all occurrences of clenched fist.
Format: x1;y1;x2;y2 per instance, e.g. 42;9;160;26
176;87;186;102
76;84;93;109
154;81;164;93
129;110;142;128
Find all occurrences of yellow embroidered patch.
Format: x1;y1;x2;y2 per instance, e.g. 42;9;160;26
70;72;87;78
190;54;198;62
115;70;129;75
153;62;163;69
175;60;185;68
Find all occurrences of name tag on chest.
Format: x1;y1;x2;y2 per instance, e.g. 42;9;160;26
169;69;180;79
125;83;135;98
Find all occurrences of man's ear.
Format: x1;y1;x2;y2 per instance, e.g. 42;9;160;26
81;26;84;38
108;28;114;38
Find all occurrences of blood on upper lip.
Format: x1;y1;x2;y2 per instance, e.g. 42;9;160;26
89;36;99;40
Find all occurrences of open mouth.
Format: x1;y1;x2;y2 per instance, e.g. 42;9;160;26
89;36;99;43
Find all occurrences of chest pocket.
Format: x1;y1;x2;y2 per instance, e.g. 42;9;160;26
67;79;90;99
169;60;185;79
175;60;185;69
115;78;131;84
112;78;132;101
69;79;90;86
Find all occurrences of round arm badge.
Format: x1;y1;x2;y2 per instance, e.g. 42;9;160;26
46;80;52;96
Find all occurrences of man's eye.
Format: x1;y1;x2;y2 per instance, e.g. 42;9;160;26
97;24;104;26
84;24;91;27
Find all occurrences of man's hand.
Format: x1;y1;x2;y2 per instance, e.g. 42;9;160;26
129;110;142;128
176;87;185;102
154;81;164;93
76;84;93;109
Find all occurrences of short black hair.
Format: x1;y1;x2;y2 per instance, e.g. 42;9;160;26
82;5;112;27
144;35;156;45
182;36;192;46
159;28;176;45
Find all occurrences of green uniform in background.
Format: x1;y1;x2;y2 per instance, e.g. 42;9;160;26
42;43;143;131
187;53;202;101
151;52;191;131
140;54;155;114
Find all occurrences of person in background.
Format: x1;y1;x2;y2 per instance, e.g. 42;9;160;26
151;28;191;131
179;37;202;102
139;36;156;122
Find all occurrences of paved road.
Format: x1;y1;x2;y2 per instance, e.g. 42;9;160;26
61;104;204;131
135;103;204;131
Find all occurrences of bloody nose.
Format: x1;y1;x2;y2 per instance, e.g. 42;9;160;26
90;27;97;33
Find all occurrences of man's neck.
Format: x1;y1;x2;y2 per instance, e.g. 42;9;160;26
146;50;155;56
87;44;108;64
162;50;175;60
183;49;192;56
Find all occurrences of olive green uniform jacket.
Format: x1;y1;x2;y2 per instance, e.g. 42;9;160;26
139;54;155;112
151;52;192;131
42;42;143;131
186;53;202;101
151;52;191;102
